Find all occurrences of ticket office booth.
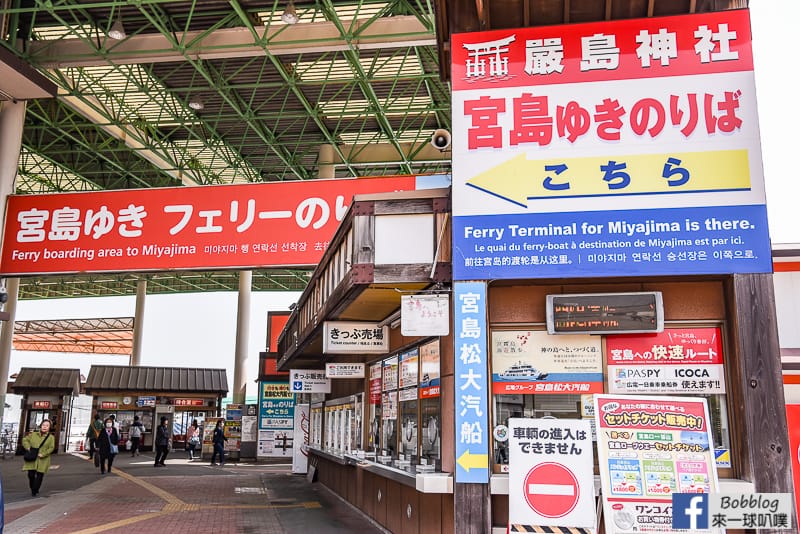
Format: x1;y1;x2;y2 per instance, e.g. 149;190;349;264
11;367;81;454
93;396;221;451
85;365;228;452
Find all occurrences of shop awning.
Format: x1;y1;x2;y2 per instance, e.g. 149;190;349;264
84;365;228;395
11;367;81;395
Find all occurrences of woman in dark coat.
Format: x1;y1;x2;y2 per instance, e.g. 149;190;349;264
154;416;171;467
96;417;120;474
210;419;227;466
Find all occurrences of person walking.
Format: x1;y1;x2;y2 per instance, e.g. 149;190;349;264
210;419;227;466
22;419;55;497
186;419;201;460
96;417;120;474
154;416;171;467
128;415;144;457
85;413;102;464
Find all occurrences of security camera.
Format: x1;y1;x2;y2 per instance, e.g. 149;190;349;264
430;129;451;151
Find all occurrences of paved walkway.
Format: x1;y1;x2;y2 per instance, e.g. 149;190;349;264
1;451;387;533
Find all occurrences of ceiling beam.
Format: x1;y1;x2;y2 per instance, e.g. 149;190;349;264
57;88;199;186
26;16;435;69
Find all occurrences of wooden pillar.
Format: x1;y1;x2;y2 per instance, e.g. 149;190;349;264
454;483;491;533
726;273;792;533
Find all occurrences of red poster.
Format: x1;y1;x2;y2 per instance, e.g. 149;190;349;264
785;404;800;525
0;175;425;275
451;10;752;91
606;327;723;365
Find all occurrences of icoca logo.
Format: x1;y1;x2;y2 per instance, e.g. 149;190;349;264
675;368;710;378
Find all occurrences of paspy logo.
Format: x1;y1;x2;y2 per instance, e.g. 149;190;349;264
672;493;709;529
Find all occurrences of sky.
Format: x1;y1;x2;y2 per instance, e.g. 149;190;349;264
750;0;797;245
1;2;797;423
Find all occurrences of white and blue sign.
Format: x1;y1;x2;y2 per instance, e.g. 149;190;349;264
451;11;772;282
454;204;772;280
258;381;295;431
454;281;490;484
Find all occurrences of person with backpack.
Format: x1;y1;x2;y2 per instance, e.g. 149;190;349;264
85;413;103;465
22;419;55;497
128;415;144;457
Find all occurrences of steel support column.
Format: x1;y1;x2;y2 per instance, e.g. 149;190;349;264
233;270;252;404
130;279;147;366
0;99;26;427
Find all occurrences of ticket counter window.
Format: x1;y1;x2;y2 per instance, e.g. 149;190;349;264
366;340;442;470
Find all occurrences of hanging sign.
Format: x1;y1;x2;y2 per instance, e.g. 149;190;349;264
325;363;365;378
401;294;450;336
290;369;331;394
451;10;772;280
323;321;389;354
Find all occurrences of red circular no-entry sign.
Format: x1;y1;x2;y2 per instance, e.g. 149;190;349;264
523;462;580;519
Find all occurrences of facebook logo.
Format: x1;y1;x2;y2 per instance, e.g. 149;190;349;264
672;493;709;529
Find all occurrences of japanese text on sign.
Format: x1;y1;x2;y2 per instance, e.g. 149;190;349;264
454;282;490;483
1;175;435;275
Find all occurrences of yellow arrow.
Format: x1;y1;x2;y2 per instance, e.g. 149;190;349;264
457;449;488;472
466;149;751;207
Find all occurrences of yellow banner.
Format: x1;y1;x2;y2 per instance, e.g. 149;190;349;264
466;150;750;207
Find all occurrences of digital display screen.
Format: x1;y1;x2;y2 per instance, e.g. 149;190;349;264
546;292;664;334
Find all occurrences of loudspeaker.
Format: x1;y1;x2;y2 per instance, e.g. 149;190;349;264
430;129;451;150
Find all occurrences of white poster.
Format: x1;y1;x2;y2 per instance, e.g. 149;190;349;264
509;418;596;530
257;429;293;458
401;294;450;336
292;404;310;474
326;362;366;378
241;416;258;441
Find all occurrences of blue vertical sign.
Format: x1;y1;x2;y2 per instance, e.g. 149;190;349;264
454;281;490;483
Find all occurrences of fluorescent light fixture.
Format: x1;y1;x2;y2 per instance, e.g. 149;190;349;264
281;1;299;25
188;98;204;111
108;17;127;40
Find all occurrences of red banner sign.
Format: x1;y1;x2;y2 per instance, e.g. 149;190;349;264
32;400;51;409
606;327;723;365
100;401;118;409
0;175;431;275
174;398;205;407
451;10;753;91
